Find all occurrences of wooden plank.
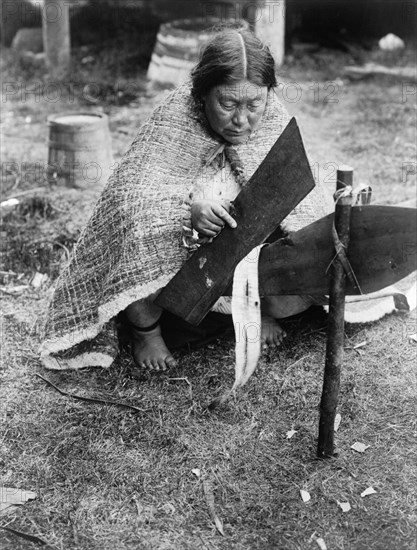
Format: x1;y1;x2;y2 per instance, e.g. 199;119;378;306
155;117;316;325
235;205;416;297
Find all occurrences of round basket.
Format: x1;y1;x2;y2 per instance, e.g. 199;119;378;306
147;17;249;86
47;112;113;190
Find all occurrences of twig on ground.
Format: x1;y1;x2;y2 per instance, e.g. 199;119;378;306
167;377;193;400
300;326;327;337
280;355;310;394
35;373;149;414
5;187;47;200
28;240;71;262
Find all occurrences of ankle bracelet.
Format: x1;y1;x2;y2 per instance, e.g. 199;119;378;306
129;319;160;333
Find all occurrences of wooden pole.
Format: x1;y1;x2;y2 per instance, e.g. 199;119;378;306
253;0;285;67
42;0;70;79
317;167;353;458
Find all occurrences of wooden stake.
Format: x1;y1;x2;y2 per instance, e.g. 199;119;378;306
42;0;70;79
317;167;353;458
253;0;286;67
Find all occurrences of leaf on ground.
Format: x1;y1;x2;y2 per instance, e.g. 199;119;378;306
191;468;201;478
286;429;297;439
361;486;377;498
351;441;370;453
31;272;49;288
334;413;342;432
353;340;368;349
0;526;48;546
300;490;311;503
202;480;225;536
408;333;417;343
315;537;327;550
337;500;351;512
0;198;20;210
0;487;37;516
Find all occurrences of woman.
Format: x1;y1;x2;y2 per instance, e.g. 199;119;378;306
40;29;332;371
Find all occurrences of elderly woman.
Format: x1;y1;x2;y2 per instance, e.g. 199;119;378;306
40;29;331;371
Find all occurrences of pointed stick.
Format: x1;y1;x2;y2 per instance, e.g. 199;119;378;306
317;167;353;458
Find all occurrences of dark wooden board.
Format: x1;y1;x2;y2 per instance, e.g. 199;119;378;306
155;117;316;325
234;205;416;297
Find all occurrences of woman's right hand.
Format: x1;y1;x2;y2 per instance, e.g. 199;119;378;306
190;199;237;238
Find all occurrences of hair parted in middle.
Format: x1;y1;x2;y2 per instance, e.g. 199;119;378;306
191;28;277;101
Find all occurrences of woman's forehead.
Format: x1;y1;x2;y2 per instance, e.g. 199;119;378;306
213;80;267;100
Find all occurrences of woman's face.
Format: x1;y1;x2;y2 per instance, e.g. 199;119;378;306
204;79;268;145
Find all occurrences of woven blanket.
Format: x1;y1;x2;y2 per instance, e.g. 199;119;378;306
40;82;332;370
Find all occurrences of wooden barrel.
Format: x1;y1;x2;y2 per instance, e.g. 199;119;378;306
47;112;113;189
147;17;249;86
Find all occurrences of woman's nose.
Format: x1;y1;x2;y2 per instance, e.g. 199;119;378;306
232;107;247;127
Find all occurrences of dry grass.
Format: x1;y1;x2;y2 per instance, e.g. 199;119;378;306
1;42;416;549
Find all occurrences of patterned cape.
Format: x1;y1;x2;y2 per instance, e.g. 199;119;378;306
40;82;332;369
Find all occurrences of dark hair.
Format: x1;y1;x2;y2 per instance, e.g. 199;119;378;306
191;29;277;101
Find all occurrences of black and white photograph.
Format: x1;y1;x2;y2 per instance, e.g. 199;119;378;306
1;1;416;548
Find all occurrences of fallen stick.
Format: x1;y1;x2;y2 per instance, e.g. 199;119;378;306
4;187;47;200
344;63;417;81
317;167;353;458
35;373;148;414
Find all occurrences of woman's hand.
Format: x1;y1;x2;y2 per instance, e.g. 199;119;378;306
191;199;237;238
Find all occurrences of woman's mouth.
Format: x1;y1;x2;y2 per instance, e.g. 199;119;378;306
226;129;249;136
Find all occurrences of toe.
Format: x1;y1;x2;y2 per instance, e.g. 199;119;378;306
150;359;160;371
144;359;154;370
166;355;177;368
157;358;167;371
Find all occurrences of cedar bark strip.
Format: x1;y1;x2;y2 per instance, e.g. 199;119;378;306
317;168;353;458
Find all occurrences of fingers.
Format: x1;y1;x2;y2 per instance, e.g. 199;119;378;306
220;199;236;216
195;218;224;237
203;220;224;232
212;203;237;229
198;229;218;238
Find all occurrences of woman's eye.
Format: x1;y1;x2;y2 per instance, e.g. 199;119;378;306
220;101;236;110
248;102;262;111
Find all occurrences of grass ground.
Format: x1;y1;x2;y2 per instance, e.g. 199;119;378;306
1;38;416;549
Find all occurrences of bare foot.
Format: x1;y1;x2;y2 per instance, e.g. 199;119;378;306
131;325;177;371
261;315;287;347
